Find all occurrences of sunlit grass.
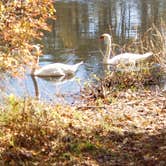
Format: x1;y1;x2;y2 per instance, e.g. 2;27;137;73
0;80;165;165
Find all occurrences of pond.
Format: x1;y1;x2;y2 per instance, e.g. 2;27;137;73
1;0;166;103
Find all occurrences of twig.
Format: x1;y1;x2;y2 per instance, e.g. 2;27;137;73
76;105;112;109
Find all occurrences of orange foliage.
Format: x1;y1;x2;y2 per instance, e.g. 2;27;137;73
0;0;56;76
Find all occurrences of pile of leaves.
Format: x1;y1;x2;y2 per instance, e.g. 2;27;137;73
0;89;165;165
0;0;55;76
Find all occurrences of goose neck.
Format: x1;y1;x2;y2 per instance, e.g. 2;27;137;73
104;38;112;62
31;56;39;75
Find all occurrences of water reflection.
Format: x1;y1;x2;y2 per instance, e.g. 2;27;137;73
45;0;166;51
31;74;78;102
0;0;166;103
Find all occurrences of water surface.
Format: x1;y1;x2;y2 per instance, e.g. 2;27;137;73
1;0;166;103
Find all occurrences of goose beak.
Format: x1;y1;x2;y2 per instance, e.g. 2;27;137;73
99;35;104;40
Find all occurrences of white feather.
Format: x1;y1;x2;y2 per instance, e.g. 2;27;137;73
34;61;83;77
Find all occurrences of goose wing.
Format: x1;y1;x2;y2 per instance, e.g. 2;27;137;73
34;63;67;76
108;53;153;65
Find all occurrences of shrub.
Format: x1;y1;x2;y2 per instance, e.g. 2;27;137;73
0;0;55;76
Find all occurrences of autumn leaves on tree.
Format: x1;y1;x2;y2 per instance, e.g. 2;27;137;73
0;0;55;76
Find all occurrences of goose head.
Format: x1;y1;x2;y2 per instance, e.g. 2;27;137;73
31;44;42;57
100;33;112;46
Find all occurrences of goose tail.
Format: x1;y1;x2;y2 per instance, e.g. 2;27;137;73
73;61;83;72
76;61;84;66
142;52;153;58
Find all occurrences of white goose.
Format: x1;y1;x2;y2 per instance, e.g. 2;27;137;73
31;45;83;77
100;33;153;66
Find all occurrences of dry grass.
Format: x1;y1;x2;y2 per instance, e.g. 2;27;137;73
108;23;166;66
0;89;166;165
